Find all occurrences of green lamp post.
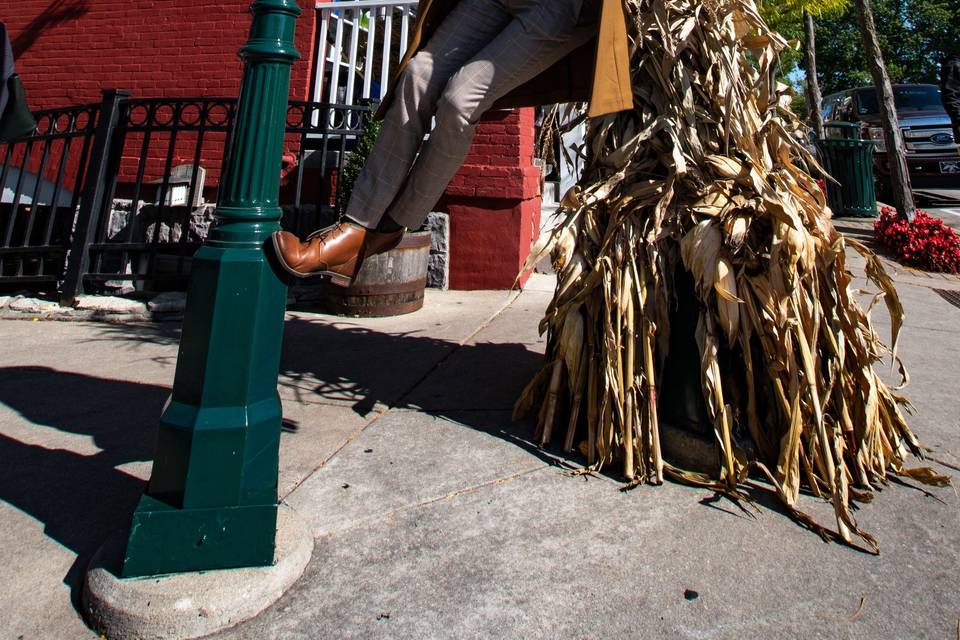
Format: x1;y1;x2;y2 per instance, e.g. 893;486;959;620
121;0;300;577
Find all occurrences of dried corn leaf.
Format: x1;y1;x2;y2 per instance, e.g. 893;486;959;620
515;0;950;550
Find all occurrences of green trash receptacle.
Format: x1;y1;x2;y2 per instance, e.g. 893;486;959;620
817;122;878;218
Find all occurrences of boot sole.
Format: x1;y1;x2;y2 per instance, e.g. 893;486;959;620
270;233;355;288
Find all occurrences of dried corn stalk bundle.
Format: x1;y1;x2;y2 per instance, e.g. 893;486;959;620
516;0;950;551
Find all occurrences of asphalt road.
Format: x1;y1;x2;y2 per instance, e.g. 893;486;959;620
914;188;960;231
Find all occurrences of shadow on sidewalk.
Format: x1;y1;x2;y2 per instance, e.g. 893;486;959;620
0;366;166;611
279;316;544;415
277;316;561;467
0;315;551;613
84;315;548;418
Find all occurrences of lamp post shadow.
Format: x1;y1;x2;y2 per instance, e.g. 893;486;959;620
0;366;165;610
0;318;559;615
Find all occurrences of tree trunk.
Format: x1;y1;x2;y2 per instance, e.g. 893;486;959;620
803;10;825;140
853;0;916;219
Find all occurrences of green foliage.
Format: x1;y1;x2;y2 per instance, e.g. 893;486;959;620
759;4;803;40
758;0;849;83
812;0;960;96
336;111;382;216
791;93;809;119
758;0;850;35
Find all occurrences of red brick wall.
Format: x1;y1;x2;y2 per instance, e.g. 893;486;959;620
442;109;542;290
448;109;541;200
4;1;318;187
5;0;317;110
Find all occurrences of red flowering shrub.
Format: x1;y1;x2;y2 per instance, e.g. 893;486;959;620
873;207;960;274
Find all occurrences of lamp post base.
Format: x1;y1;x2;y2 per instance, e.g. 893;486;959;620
121;496;278;578
83;504;312;640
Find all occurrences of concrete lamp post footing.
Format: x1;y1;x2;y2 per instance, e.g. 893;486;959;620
82;504;312;639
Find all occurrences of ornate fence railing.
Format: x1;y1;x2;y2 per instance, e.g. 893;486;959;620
0;100;101;290
0;90;371;300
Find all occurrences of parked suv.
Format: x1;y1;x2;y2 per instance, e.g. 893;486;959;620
822;84;960;195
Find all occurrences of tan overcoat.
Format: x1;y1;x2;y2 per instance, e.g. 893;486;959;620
375;0;633;119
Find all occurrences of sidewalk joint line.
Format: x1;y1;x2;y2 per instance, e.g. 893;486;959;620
389;289;525;411
281;407;389;499
282;289;527;499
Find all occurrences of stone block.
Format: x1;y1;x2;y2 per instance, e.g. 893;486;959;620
148;292;187;313
108;200;216;244
73;296;148;315
53;309;96;321
427;212;450;290
9;297;59;314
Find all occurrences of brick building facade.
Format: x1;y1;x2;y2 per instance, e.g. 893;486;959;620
5;2;312;107
4;0;542;289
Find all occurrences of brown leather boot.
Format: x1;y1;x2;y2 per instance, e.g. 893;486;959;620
271;221;404;287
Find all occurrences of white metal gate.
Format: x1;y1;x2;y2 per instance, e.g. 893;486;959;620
313;0;418;107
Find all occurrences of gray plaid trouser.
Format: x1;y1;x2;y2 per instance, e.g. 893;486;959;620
345;0;596;230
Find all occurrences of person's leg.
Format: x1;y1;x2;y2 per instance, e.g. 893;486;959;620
344;0;513;230
272;0;599;284
383;0;598;230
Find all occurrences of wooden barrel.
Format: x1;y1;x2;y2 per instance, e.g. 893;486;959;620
321;230;431;317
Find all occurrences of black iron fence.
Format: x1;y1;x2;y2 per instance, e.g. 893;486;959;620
0;89;370;300
0;99;100;291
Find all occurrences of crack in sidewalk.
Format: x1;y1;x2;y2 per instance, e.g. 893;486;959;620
381;465;546;519
307;465;548;539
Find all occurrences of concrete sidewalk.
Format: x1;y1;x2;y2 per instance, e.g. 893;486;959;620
1;263;958;638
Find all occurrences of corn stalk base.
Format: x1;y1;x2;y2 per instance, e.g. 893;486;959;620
516;0;950;552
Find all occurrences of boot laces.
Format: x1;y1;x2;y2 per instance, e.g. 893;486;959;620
312;221;345;249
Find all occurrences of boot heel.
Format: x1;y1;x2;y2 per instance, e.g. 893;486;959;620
327;272;353;288
325;255;361;288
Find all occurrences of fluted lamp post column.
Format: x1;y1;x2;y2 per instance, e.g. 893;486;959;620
121;0;301;577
